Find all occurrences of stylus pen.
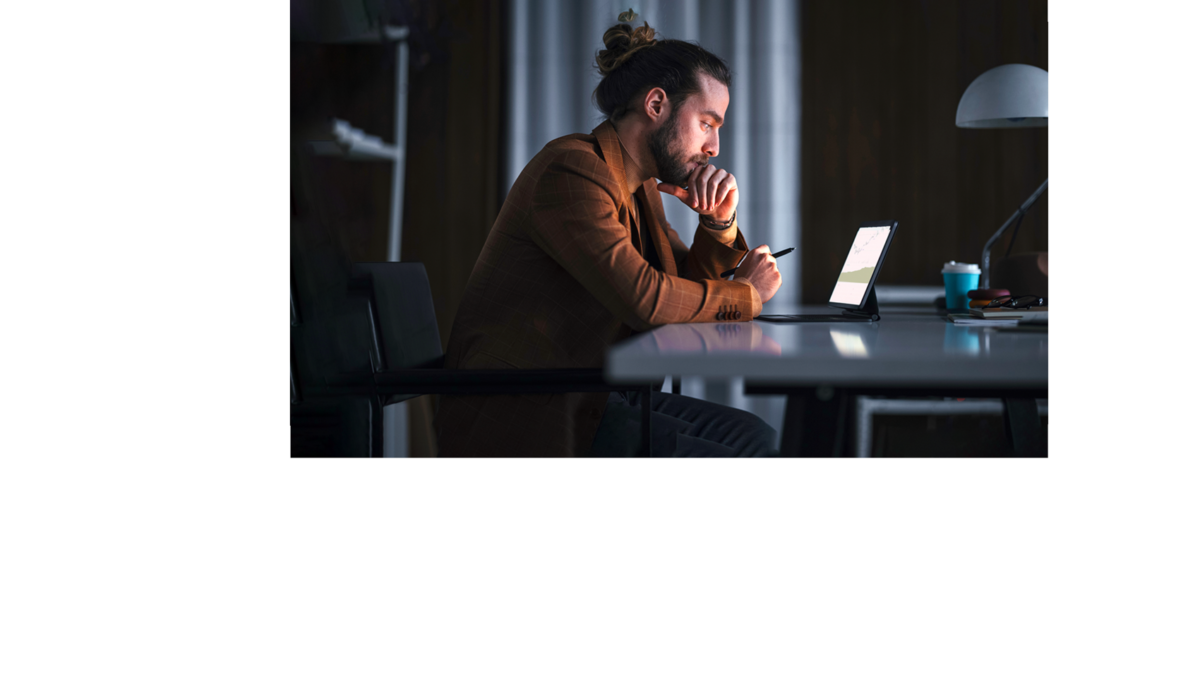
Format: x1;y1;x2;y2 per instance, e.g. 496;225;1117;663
720;247;794;278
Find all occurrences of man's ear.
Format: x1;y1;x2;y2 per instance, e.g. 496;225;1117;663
643;87;668;122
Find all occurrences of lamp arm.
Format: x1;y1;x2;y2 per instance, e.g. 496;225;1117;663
981;178;1048;288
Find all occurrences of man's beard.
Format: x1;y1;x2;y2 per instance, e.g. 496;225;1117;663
648;109;707;188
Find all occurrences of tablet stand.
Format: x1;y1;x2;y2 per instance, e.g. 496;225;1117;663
757;288;881;323
842;287;881;321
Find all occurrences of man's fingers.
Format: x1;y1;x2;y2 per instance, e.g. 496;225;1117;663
714;178;733;210
708;169;726;211
672;165;740;213
698;164;718;211
688;165;703;208
717;175;736;209
656;183;687;199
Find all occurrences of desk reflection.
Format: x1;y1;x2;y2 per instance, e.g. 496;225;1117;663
829;328;869;357
646;321;782;355
942;323;998;356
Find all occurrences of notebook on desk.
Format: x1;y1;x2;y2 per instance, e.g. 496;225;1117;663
758;220;899;323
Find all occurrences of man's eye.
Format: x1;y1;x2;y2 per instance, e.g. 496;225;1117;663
702;123;711;131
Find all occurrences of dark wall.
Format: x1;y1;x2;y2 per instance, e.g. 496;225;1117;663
401;0;504;350
800;0;1048;303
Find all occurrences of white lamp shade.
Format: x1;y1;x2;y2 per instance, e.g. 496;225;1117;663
955;64;1048;128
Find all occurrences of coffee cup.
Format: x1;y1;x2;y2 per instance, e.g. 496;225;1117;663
942;261;981;311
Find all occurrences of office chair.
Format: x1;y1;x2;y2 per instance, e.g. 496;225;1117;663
300;262;652;457
291;269;377;457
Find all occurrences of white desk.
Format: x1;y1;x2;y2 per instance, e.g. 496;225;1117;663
605;307;1048;456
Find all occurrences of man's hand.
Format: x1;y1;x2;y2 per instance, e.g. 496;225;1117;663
656;164;739;223
734;245;782;304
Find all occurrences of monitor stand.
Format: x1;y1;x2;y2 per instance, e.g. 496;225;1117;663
757;288;881;323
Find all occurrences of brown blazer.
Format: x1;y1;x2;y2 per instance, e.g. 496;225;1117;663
435;121;760;457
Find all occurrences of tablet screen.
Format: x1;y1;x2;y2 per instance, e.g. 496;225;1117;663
829;224;893;306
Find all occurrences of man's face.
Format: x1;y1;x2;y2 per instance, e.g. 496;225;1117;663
647;73;729;187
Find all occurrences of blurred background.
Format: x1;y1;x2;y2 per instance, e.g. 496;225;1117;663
291;0;1048;455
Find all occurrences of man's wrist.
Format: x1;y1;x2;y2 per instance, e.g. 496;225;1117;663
699;211;738;245
700;209;736;230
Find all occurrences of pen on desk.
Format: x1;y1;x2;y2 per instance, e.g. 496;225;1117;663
720;247;794;278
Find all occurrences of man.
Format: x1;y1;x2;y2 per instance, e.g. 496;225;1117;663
435;22;783;457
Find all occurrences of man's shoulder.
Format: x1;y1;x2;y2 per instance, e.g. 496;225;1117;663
542;131;600;154
518;132;620;198
531;132;606;171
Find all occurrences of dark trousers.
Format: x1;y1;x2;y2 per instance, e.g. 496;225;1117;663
589;390;778;457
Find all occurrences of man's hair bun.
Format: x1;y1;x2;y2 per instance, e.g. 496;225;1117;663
592;21;731;121
596;22;658;76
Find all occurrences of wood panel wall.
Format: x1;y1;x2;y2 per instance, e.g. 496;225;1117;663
800;0;1048;303
401;0;505;351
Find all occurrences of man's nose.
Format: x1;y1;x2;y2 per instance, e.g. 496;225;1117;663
703;133;719;158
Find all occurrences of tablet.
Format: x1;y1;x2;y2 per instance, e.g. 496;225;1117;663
758;220;898;323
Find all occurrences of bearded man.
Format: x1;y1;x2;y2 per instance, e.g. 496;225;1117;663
435;22;784;457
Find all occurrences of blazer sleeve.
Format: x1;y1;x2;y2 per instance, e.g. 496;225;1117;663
659;203;763;317
526;150;757;330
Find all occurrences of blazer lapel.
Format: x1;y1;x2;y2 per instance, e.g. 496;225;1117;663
639;179;679;278
592;121;634;222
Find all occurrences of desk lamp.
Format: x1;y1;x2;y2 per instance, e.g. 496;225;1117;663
956;63;1048;289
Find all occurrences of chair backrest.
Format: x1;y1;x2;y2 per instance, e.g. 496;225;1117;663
351;262;444;372
291;248;375;395
291;253;377;457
